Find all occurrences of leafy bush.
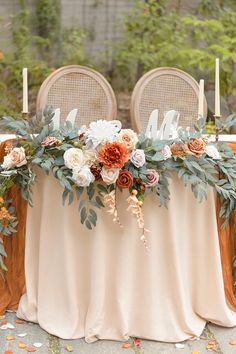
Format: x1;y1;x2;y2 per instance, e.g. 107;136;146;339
0;0;88;117
114;0;236;121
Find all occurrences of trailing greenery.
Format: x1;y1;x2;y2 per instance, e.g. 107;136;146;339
0;109;235;271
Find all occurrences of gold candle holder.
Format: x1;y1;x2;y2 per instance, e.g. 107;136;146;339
22;112;29;119
214;115;221;142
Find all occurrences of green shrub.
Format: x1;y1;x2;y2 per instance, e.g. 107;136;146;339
114;0;236;119
0;0;88;117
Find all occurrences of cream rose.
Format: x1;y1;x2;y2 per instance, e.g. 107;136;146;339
205;145;221;159
118;129;138;151
63;148;84;170
162;145;172;160
130;149;146;168
101;167;120;185
83;149;98;167
2;147;27;170
72;166;95;187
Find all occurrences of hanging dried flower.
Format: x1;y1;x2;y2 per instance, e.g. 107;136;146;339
127;191;149;249
103;190;122;227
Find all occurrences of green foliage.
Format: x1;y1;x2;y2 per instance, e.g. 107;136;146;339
114;0;236;115
0;0;88;118
35;0;61;40
62;25;88;65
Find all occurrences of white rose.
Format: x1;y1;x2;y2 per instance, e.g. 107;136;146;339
63;148;84;170
205;145;221;160
130;149;146;168
118;129;138;151
101;167;120;185
162;145;172;160
2;155;15;169
84;149;98;167
72;166;95;187
2;147;27;170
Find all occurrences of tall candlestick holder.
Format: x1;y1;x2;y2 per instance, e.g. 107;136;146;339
214;114;221;142
22;112;29;120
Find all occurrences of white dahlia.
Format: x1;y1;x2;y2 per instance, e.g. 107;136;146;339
85;120;122;148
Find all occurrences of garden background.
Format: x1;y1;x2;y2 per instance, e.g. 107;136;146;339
0;0;236;133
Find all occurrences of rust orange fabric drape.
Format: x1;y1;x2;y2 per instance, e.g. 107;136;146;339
217;141;236;310
0;140;27;315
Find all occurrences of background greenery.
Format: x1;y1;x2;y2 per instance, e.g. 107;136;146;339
0;0;236;132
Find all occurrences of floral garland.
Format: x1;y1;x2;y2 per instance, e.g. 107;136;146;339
0;108;236;270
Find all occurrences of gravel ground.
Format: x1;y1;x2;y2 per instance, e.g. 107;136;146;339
1;312;236;354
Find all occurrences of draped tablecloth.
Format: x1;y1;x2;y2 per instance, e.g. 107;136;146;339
17;169;236;342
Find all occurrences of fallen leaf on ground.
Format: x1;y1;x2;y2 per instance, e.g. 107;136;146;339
18;341;27;348
191;350;200;354
8;323;16;329
175;343;185;349
65;345;74;352
229;339;236;345
17;333;27;337
6;335;15;341
33;343;43;348
134;339;141;346
122;342;131;348
206;339;217;350
4;351;13;354
15;319;25;324
2;323;15;329
0;322;8;327
26;347;37;352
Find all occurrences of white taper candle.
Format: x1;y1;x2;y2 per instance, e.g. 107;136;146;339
215;58;220;116
198;79;204;118
22;68;28;114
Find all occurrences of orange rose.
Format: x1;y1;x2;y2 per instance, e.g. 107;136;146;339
170;143;187;156
117;170;133;188
98;142;129;168
187;138;206;156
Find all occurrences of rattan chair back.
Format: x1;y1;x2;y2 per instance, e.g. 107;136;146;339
37;65;117;126
131;67;207;132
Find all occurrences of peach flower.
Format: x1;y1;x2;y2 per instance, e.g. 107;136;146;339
187;138;206;156
170;143;187;156
117;129;138;151
2;147;27;169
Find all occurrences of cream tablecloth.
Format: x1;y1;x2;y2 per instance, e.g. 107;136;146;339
17;170;236;342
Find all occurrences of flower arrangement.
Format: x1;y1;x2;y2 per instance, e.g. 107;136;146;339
0;108;235;270
0;196;18;271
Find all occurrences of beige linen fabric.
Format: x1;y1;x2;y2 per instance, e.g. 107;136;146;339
17;170;236;342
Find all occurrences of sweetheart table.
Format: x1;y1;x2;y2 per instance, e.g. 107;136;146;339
16;167;236;342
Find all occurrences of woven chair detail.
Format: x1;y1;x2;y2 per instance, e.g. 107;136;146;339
131;67;207;132
37;65;117;126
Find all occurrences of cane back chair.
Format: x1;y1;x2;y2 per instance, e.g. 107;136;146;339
37;65;117;126
131;67;207;132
